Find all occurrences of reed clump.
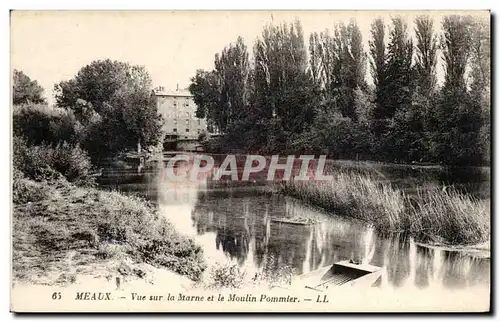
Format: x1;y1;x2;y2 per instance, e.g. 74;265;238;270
280;171;489;245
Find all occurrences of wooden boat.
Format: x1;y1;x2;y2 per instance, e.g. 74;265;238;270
270;218;315;225
294;260;383;290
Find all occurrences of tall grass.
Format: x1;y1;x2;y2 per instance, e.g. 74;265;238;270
280;171;489;245
410;187;490;245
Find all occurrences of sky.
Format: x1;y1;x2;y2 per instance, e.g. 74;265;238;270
10;10;489;105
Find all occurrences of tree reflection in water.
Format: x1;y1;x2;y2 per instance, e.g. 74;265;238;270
100;158;490;291
189;188;490;290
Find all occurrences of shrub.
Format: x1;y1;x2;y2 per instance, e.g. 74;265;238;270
12;168;48;204
205;263;246;289
200;256;296;290
93;190;206;281
13;104;78;146
253;255;295;287
13;135;95;185
52;143;94;184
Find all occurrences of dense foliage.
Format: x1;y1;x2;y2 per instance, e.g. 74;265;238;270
190;15;490;166
12;67;205;284
13;104;79;146
12;70;46;105
54;59;163;158
13;61;165;193
13;60;164;164
13;135;95;186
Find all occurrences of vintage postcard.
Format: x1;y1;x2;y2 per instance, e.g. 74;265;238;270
10;10;491;312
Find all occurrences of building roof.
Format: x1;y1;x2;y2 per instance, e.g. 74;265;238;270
153;87;193;97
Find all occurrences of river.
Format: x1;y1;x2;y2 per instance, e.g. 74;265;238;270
98;153;490;292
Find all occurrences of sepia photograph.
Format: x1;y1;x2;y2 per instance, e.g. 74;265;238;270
9;10;491;312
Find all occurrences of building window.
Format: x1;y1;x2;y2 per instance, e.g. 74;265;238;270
173;128;177;132
185;119;189;125
186;129;189;132
197;119;201;125
197;129;201;134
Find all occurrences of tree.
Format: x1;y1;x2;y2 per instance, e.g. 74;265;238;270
308;30;335;109
54;59;163;156
385;17;416;161
431;15;482;165
414;15;438;97
334;21;367;120
469;16;491;164
384;17;414;119
252;20;317;151
12;69;46;105
189;69;220;133
369;17;416;161
189;37;250;135
308;32;323;89
369;18;389;138
411;15;439;162
309;21;366;119
216;36;250;129
469;16;490;109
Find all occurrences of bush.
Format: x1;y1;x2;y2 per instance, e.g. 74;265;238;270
12;168;48;204
13;104;79;146
52;143;94;184
201;256;296;290
205;263;246;289
13;135;95;185
289;111;374;160
252;255;295;287
92;190;206;281
133;222;206;281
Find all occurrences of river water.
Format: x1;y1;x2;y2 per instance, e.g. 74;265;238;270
98;154;490;292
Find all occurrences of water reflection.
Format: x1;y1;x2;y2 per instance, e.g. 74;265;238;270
98;155;490;291
164;179;489;290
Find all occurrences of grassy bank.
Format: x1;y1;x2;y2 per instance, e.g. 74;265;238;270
279;171;489;245
12;173;206;285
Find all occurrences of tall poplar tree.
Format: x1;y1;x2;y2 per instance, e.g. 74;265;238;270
369;18;388;137
414;16;438;97
433;15;482;165
189;36;250;134
253;20;316;151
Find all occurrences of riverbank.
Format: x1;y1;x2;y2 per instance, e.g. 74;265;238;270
279;171;490;246
12;175;207;286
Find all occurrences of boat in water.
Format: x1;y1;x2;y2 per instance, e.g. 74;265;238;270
292;260;383;291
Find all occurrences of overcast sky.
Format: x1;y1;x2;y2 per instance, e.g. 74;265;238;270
11;10;488;105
